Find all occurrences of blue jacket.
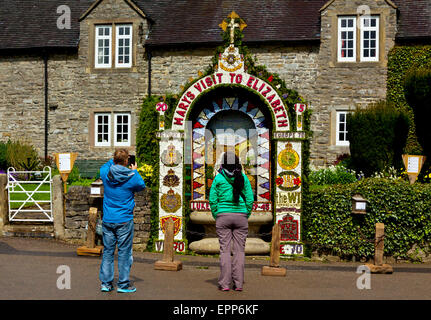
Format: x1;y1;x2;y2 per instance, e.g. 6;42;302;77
100;159;146;223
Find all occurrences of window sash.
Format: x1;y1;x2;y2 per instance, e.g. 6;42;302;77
114;113;131;146
95;25;112;68
115;25;132;68
95;113;111;146
336;111;349;146
338;17;356;62
360;16;379;62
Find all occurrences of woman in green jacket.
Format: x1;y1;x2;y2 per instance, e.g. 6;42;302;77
209;152;254;291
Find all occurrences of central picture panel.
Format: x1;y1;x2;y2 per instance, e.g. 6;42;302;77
186;86;274;254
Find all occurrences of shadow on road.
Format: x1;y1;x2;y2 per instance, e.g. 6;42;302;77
1;239;431;274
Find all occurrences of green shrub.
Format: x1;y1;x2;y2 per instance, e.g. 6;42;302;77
387;45;431;155
302;178;431;261
404;68;431;176
347;101;410;177
309;164;359;186
6;140;40;171
136;96;161;252
136;95;159;186
0;141;7;169
69;178;94;186
52;165;81;183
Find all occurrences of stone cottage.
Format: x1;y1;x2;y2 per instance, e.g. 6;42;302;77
0;0;430;171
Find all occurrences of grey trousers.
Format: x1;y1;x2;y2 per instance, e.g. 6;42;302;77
216;212;249;289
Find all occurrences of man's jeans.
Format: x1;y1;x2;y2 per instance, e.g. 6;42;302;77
99;219;134;289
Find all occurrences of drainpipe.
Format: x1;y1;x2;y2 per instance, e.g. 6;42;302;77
147;49;152;97
144;18;153;97
43;53;49;161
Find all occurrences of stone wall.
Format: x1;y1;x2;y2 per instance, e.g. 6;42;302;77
150;44;319;103
64;185;151;251
0;54;46;155
64;186;91;243
250;44;320;103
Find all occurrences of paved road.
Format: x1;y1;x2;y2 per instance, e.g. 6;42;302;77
1;237;431;304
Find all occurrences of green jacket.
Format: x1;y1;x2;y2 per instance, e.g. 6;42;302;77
209;170;254;219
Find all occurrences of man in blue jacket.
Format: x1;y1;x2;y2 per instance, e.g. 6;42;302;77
99;148;146;293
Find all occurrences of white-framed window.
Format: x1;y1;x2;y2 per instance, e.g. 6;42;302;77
95;113;111;146
336;111;349;146
114;113;131;146
360;16;379;62
95;25;112;68
115;24;132;68
94;112;132;147
338;16;356;62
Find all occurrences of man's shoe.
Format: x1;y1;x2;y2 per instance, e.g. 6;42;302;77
117;286;137;293
101;285;113;292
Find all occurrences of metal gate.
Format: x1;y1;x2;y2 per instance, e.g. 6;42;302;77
6;167;53;222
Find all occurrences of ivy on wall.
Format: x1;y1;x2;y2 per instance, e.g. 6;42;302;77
387;45;431;155
136;95;159;251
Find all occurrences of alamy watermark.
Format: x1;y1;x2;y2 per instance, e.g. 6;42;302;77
56;5;71;30
56;265;71;290
356;265;371;290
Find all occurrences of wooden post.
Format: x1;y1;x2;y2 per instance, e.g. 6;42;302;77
269;223;281;267
0;174;9;234
163;218;174;262
364;223;393;274
86;207;98;249
262;224;286;276
154;218;182;271
77;207;103;256
374;223;384;266
52;175;65;240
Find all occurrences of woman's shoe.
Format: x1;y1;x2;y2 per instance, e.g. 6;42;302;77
218;286;230;291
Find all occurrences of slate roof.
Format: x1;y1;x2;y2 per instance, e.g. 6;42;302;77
138;0;327;46
0;0;93;50
393;0;431;41
0;0;429;50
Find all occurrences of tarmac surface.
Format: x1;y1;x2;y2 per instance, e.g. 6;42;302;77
1;236;431;304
